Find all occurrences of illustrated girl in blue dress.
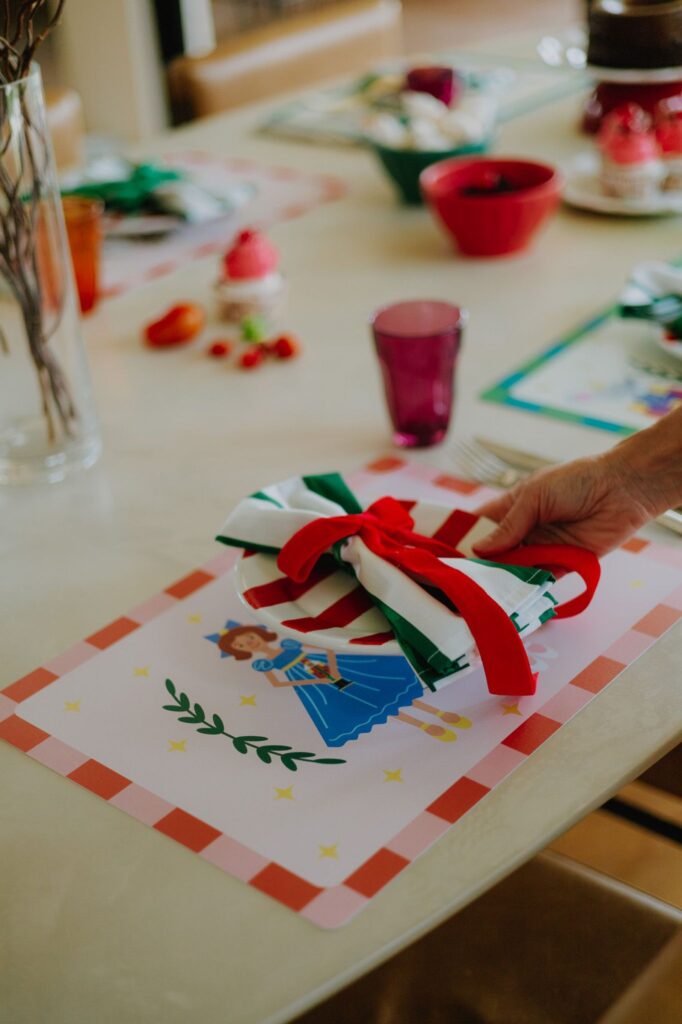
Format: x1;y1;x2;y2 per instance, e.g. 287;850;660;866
205;621;471;748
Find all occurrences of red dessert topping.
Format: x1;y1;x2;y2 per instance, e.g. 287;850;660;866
223;229;279;281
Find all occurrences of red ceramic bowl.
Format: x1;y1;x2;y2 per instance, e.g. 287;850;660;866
420;157;563;257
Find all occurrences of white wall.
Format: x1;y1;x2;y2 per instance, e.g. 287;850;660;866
54;0;170;142
179;0;216;56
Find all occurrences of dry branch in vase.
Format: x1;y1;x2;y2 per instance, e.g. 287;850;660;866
0;0;76;443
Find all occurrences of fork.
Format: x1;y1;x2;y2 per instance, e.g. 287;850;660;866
451;438;533;489
452;437;682;536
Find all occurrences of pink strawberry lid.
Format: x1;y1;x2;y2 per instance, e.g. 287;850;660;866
599;103;659;165
223;229;279;280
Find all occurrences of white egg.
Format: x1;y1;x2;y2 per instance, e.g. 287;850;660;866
456;94;498;131
410;120;453;151
367;114;409;148
402;90;450;121
441;110;486;143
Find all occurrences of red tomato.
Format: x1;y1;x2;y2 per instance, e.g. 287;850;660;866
272;334;300;359
208;340;232;358
144;303;205;348
239;346;264;370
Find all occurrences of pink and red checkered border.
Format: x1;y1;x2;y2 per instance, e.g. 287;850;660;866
2;459;681;928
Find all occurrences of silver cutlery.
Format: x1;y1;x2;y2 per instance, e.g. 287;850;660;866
452;438;544;489
452;436;682;538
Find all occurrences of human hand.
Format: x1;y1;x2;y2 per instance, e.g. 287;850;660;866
473;453;659;557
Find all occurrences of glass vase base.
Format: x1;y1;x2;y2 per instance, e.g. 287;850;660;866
0;418;101;484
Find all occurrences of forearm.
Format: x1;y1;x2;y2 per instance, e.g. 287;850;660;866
266;671;297;688
606;405;682;514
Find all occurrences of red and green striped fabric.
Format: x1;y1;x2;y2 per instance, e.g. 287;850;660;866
217;473;558;691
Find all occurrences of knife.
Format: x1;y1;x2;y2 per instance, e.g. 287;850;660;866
474;435;682;537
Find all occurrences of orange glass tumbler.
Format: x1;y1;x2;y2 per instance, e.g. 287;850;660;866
62;196;103;315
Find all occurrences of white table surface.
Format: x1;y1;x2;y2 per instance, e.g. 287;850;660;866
2;43;682;1024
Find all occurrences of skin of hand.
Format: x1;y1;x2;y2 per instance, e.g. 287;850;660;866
473;407;682;557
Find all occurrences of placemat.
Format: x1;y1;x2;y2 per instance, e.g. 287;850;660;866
2;458;681;927
101;152;345;299
481;305;682;435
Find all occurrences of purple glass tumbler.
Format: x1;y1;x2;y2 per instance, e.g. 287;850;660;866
371;300;465;448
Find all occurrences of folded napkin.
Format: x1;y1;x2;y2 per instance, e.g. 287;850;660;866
62;160;183;213
62;158;238;223
620;261;682;339
217;473;599;697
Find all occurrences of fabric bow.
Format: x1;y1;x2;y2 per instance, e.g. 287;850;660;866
217;473;600;697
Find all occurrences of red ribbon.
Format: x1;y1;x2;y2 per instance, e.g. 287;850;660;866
277;496;600;697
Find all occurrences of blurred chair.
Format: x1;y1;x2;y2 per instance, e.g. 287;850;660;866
168;0;402;120
45;86;85;171
294;852;682;1024
598;930;682;1024
639;742;682;798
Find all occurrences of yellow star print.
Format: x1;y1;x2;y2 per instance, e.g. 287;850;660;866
168;739;187;752
239;695;257;707
629;580;644;589
187;613;202;623
133;666;150;677
502;703;523;716
64;700;81;712
383;769;403;783
275;786;294;800
319;844;339;859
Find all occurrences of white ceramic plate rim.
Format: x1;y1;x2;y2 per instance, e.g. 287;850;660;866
587;63;682;84
233;555;403;655
654;331;682;362
563;153;682;217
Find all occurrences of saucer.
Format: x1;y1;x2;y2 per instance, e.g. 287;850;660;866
654;331;682;363
563;153;682;217
587;63;682;85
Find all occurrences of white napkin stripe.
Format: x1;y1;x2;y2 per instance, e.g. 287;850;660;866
341;537;478;662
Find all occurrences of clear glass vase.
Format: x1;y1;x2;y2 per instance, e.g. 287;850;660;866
0;66;101;484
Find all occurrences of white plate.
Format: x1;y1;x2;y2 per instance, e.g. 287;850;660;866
234;552;402;655
587;63;682;84
563;153;682;217
654;331;682;362
104;214;185;240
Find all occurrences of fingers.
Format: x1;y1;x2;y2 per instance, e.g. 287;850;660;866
474;484;541;554
474;490;514;522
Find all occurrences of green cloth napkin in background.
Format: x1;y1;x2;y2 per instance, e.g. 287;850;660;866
62;162;184;213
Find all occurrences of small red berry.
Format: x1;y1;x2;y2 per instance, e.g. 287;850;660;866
272;334;300;359
239;346;264;369
208;340;231;358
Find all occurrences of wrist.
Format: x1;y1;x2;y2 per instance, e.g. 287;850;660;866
606;416;682;515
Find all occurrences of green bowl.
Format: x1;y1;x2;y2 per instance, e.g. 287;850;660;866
371;139;490;205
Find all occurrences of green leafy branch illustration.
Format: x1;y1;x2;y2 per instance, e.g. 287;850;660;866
162;679;346;771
